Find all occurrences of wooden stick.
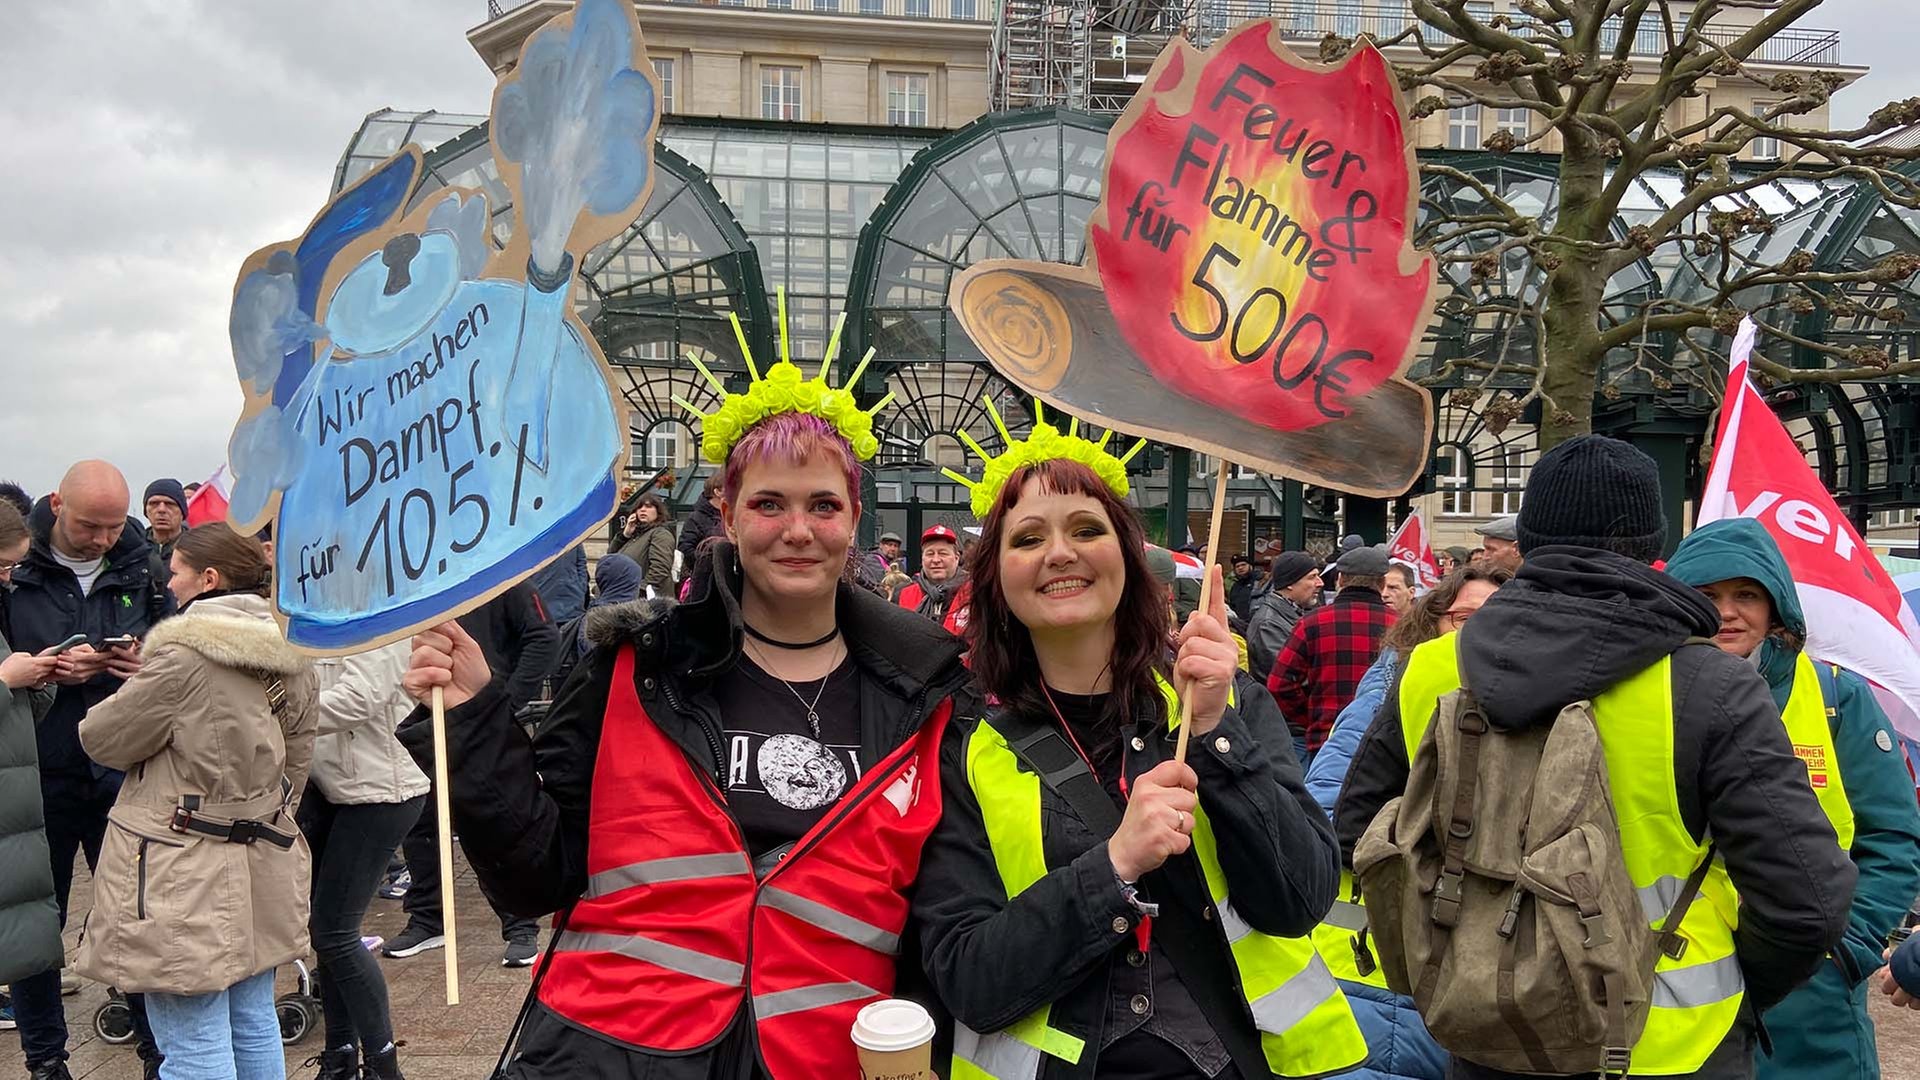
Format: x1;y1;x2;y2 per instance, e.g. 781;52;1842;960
1174;466;1233;764
431;685;461;1005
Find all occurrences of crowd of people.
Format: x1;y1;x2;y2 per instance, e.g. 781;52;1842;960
7;414;1920;1080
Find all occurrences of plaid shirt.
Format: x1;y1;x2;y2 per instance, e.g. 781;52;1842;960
1266;586;1393;751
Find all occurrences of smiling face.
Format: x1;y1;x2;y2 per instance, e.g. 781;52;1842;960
997;477;1127;637
921;540;959;583
1697;577;1775;660
723;449;855;610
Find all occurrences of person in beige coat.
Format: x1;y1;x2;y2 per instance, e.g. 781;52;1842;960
297;639;428;1080
74;524;316;1080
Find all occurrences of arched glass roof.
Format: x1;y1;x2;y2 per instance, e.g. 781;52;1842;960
846;107;1112;466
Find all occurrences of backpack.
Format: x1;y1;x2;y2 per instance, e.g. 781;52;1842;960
1351;661;1713;1076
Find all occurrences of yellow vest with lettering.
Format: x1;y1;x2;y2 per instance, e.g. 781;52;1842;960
953;697;1368;1079
1782;652;1855;849
1394;634;1746;1076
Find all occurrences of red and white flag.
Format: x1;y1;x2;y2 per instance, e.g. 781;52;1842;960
1388;510;1442;591
1699;318;1920;738
185;465;233;529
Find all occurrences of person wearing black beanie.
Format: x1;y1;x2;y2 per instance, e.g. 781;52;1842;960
1335;435;1856;1080
1514;434;1667;563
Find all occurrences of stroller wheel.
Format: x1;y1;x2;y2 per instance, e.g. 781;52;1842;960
275;994;313;1044
94;997;135;1044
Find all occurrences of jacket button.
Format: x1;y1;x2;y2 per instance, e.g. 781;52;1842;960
1203;906;1214;922
1130;736;1146;751
1111;916;1130;935
1129;994;1149;1016
1127;950;1145;968
1214;736;1231;754
641;633;654;646
642;677;656;691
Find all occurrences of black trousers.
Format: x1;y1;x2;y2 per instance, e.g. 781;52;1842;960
298;786;425;1050
401;779;538;942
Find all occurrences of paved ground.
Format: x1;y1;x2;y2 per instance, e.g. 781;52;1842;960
6;851;1920;1079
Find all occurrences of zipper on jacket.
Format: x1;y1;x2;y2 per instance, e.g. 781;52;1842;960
136;839;149;920
660;675;726;783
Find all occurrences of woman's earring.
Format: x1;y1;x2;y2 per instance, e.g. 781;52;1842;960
733;551;741;577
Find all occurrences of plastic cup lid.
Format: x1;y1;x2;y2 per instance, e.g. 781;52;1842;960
850;999;935;1052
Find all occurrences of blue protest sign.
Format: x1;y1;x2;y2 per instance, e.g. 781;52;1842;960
223;0;657;651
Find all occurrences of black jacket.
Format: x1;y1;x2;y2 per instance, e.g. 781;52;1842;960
8;510;173;779
915;672;1339;1080
454;582;558;715
398;542;975;1080
1333;547;1856;1077
677;497;725;577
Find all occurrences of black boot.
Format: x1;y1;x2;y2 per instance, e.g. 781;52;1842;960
361;1044;406;1080
307;1046;359;1080
26;1062;74;1080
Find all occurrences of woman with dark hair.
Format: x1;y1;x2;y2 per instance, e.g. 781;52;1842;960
914;419;1365;1080
1300;564;1509;1080
73;524;318;1080
397;340;973;1078
612;493;676;593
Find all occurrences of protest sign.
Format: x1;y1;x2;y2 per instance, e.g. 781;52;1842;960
950;20;1437;498
1699;318;1920;739
220;0;660;1001
1388;510;1441;590
223;0;658;653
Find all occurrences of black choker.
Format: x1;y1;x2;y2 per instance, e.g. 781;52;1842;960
744;624;840;650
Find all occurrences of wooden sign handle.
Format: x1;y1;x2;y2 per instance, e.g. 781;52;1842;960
1173;466;1232;765
431;685;461;1005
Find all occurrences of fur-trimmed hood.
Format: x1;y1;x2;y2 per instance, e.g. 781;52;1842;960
143;592;308;676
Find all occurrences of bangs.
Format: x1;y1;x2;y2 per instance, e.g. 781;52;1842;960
722;411;863;513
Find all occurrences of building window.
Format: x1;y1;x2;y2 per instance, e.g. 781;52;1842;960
1494;107;1529;140
949;0;976;17
768;0;793;8
653;58;676;114
904;0;930;15
1751;101;1781;159
1438;445;1475;517
1491;448;1526;515
887;73;929;126
861;0;882;13
1447;106;1481;150
1335;0;1360;36
761;66;803;121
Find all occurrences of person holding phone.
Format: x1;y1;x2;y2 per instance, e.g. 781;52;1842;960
6;461;172;1080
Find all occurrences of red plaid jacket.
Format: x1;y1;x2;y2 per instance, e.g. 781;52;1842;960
1266;585;1393;752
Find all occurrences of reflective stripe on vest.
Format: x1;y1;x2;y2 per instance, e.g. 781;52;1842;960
1310;870;1389;990
537;643;950;1079
956;704;1368;1079
1783;653;1855;849
1396;634;1744;1076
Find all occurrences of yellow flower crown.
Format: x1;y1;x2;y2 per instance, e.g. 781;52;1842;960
675;291;894;464
941;397;1146;519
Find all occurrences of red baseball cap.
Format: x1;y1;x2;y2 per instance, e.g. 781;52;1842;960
921;524;960;546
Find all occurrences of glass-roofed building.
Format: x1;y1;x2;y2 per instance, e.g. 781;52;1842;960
330;3;1920;559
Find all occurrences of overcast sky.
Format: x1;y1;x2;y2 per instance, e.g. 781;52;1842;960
1;1;1915;506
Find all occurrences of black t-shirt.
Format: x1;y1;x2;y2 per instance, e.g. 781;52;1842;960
714;654;863;857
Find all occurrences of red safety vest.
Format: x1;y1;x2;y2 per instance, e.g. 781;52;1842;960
537;644;949;1077
896;579;971;636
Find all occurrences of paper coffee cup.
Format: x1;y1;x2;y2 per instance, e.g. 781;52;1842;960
851;998;936;1080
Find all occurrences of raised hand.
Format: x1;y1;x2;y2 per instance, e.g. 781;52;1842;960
403;620;493;710
1175;564;1237;737
1107;759;1200;882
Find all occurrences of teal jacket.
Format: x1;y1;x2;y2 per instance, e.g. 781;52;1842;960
1668;519;1920;1079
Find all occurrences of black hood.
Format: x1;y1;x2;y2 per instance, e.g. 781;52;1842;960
1459;546;1720;731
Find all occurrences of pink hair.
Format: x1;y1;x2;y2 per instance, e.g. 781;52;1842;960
721;411;864;518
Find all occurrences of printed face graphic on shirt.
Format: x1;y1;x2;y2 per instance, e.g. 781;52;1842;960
728;731;861;811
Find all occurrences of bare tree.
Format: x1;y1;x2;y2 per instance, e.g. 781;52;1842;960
1320;0;1920;447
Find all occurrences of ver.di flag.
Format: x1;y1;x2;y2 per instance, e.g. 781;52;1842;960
1388;510;1442;590
1698;317;1920;739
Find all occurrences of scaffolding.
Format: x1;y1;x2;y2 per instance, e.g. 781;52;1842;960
992;0;1208;113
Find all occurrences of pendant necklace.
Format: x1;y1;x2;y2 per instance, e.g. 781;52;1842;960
749;639;841;739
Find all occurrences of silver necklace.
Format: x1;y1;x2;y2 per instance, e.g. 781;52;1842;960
748;639;841;739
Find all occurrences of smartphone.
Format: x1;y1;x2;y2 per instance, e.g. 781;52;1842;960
100;635;138;650
1892;926;1915;949
48;633;90;655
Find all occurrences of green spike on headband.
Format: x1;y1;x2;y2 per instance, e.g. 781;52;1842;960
941;397;1147;519
674;289;892;464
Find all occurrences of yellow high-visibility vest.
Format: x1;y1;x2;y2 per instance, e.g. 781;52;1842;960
1394;634;1748;1076
953;688;1368;1079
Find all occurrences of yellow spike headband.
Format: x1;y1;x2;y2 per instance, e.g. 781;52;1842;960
941;397;1147;519
674;289;894;464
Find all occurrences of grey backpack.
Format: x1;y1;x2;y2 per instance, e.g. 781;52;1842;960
1352;674;1711;1076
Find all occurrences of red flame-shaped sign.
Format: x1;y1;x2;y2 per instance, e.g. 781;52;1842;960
1091;25;1432;431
